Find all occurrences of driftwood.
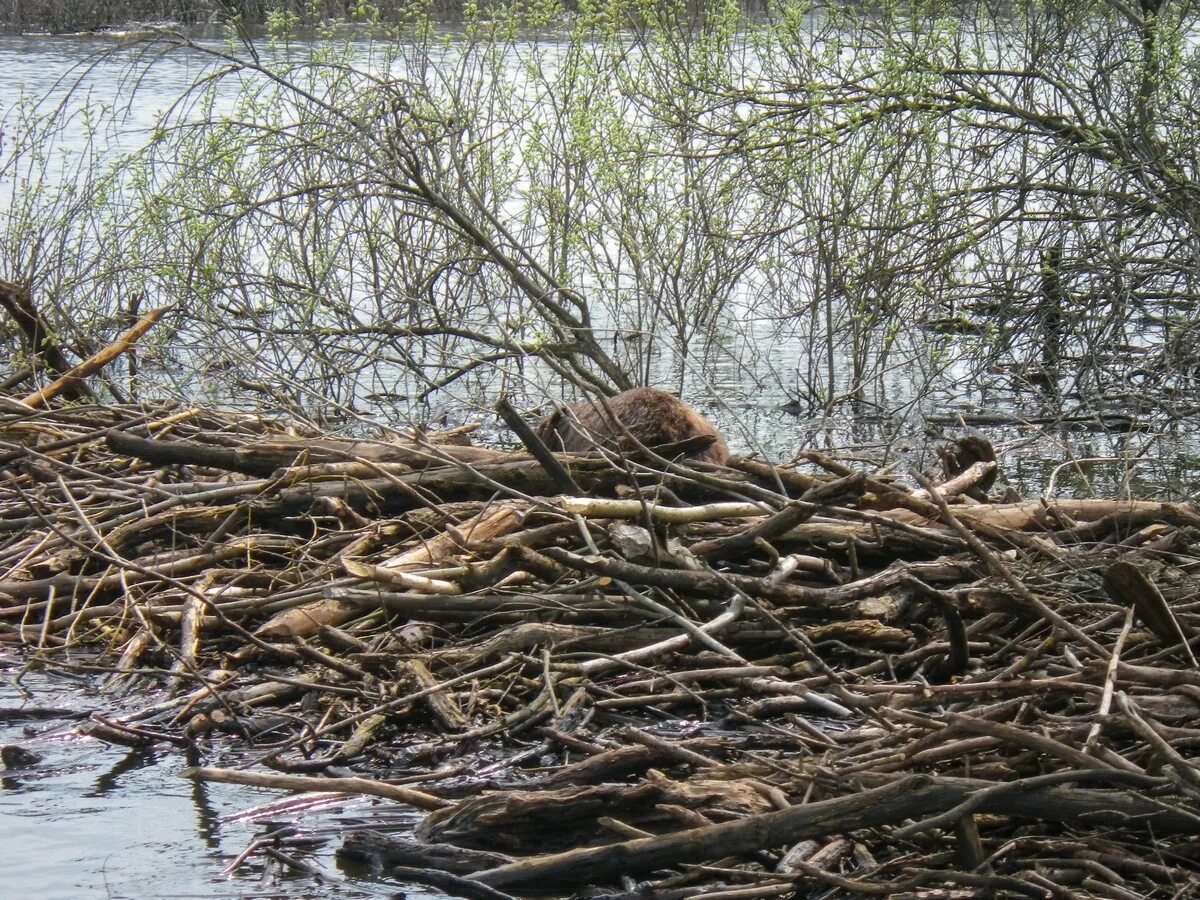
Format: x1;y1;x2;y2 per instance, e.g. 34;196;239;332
181;766;449;809
890;497;1200;531
340;830;514;874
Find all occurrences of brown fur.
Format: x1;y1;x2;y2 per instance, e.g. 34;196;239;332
936;432;998;501
535;387;730;465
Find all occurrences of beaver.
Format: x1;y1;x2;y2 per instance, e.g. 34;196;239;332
936;432;998;500
535;387;730;465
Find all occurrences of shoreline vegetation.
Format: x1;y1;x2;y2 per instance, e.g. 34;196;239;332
2;0;779;35
0;1;459;34
5;1;1200;459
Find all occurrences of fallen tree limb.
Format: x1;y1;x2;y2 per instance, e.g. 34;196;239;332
0;279;79;391
106;428;508;476
180;766;449;810
22;305;170;408
473;772;1200;888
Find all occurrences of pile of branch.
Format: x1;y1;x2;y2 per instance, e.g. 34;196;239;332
3;396;1200;899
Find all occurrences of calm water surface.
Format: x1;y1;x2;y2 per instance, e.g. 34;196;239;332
0;658;441;899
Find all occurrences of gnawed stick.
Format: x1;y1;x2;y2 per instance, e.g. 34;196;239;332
181;766;449;809
22;305;171;408
343;558;462;595
560;496;768;523
690;472;865;559
403;658;470;731
911;460;997;502
496;395;579;493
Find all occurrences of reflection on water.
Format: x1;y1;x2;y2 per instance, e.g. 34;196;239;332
0;661;443;899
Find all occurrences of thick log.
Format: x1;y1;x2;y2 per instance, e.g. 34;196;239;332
473;773;1200;889
474;776;931;887
340;831;514;875
105;437;633;511
888;498;1200;531
106;428;507;477
421;776;773;852
0;279;78;389
272;457;633;514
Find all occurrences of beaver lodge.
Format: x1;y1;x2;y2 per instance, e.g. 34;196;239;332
4;384;1200;898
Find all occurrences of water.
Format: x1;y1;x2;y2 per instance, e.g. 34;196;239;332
0;36;870;422
0;658;443;899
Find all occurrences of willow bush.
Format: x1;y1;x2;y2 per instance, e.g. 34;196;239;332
2;0;1199;439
